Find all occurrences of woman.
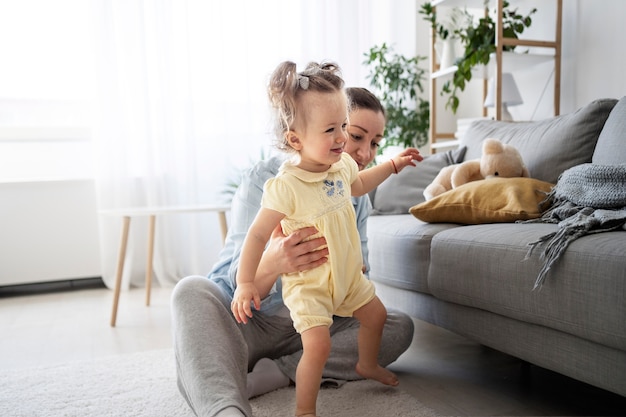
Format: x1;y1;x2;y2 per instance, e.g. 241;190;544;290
170;87;414;417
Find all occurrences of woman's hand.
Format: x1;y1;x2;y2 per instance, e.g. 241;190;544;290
267;225;328;273
231;282;261;324
254;225;328;296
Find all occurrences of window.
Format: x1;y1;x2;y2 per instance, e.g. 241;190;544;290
0;0;94;181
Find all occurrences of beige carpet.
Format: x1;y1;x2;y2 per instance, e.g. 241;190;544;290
0;349;438;417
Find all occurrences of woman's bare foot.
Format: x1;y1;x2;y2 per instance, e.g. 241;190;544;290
355;363;399;386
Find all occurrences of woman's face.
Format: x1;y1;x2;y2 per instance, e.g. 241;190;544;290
345;108;385;171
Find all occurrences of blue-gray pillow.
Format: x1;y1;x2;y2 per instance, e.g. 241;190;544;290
460;98;617;184
370;147;467;215
592;96;626;164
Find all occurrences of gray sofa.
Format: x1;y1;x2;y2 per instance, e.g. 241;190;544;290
367;97;626;397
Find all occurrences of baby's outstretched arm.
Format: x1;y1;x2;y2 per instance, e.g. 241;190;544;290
352;147;422;196
390;148;423;172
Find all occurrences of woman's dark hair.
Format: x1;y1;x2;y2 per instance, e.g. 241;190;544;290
346;87;386;119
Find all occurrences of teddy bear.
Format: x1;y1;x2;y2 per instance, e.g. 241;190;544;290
423;138;530;201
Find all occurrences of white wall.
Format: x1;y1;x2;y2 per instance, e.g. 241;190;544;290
565;0;626;109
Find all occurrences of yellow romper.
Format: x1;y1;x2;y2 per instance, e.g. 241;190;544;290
262;153;376;333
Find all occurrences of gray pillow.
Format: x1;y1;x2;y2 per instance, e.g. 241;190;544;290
459;98;618;184
370;147;467;215
592;96;626;164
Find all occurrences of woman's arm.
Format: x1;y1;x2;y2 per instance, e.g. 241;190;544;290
254;225;328;297
353;195;371;274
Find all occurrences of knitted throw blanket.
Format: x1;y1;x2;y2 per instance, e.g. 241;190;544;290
524;163;626;289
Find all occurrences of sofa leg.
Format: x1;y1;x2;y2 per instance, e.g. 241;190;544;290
520;360;532;386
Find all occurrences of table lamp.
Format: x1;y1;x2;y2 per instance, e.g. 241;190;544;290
484;72;523;121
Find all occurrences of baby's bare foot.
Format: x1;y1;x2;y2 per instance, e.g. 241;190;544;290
355;363;399;386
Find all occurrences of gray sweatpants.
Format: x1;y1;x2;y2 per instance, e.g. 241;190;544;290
171;275;414;417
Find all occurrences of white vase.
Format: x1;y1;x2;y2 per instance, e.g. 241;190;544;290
437;38;456;70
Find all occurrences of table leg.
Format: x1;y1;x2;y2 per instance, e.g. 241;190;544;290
218;210;228;245
110;216;131;327
145;214;156;306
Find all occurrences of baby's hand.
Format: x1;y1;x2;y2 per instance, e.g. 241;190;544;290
391;148;423;173
231;282;261;324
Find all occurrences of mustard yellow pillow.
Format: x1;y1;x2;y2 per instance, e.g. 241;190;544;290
409;177;554;224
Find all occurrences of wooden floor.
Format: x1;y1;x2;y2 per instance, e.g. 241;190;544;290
1;280;625;416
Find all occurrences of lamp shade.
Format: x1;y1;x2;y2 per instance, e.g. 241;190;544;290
484;72;523;107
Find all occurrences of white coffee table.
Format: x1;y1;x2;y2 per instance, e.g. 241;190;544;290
100;204;230;326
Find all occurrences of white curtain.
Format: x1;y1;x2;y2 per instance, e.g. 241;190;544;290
90;0;416;290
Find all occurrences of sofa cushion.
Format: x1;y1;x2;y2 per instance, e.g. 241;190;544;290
460;98;618;184
593;96;626;164
367;214;459;293
428;223;626;351
369;147;466;215
409;177;554;224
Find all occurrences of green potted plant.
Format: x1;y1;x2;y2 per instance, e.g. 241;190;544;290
362;43;430;152
420;1;537;113
419;2;471;42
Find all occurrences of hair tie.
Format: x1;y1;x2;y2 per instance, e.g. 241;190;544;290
298;75;309;90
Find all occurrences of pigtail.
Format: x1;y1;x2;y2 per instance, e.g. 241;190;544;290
268;62;299;150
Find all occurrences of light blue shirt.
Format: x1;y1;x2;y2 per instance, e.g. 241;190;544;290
209;155;372;315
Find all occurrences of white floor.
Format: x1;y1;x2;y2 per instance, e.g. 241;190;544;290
0;281;173;370
1;281;625;416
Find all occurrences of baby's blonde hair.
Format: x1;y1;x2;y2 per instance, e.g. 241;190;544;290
268;61;344;152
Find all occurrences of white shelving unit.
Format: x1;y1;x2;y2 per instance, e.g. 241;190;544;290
428;0;562;153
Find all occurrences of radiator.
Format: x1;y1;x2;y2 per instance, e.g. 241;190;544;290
0;179;101;286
